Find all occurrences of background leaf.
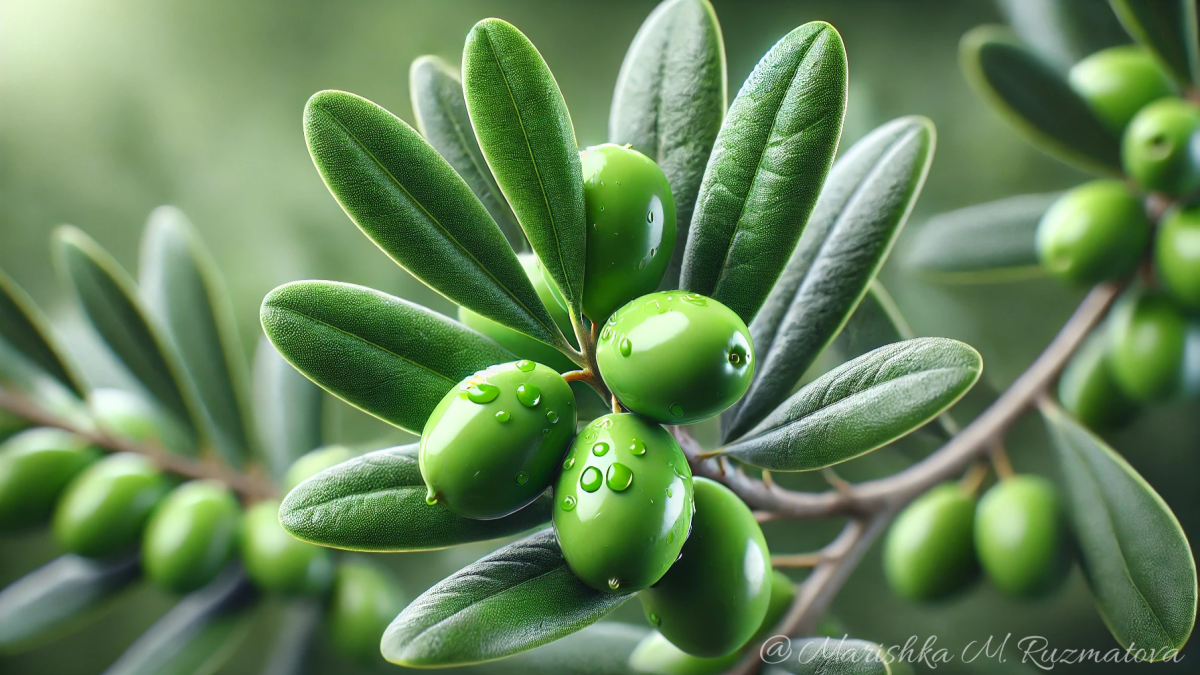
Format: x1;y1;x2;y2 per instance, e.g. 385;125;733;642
0;266;86;398
608;0;727;291
252;337;324;483
260;598;321;675
260;280;513;434
1109;0;1199;86
765;637;912;675
996;0;1130;71
470;622;648;675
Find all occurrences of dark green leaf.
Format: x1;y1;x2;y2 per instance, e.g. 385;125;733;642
766;637;912;675
996;0;1130;71
382;529;628;667
260;280;513;434
724;338;981;471
1110;0;1198;86
261;598;322;675
280;444;551;551
252;337;324;482
469;622;648;675
463;19;587;320
1042;402;1197;660
680;21;847;325
609;0;727;290
0;266;86;398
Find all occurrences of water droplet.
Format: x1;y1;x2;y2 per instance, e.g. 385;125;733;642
607;314;617;326
650;247;657;257
547;410;559;424
580;466;603;492
606;463;633;491
619;338;632;357
670;403;684;418
608;577;620;590
563;456;575;470
667;530;675;543
592;442;610;456
600;206;605;212
600;180;605;186
649;613;661;626
594;418;613;430
629;440;646;456
495;410;510;423
647;211;654;223
682;293;707;307
561;494;577;511
601;326;613;341
638;259;646;270
515;471;529;485
425;487;438;506
542;428;550;435
516;359;536;372
466;383;500;404
666;487;673;498
517;383;542;407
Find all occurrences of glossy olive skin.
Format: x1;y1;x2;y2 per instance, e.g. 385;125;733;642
1035;180;1149;285
421;360;576;519
142;480;242;592
1068;45;1176;133
284;446;355;492
1122;98;1200;195
241;499;333;595
53;452;170;558
1156;205;1200;310
327;561;406;663
580;144;677;323
553;413;693;594
597;292;753;424
1058;330;1139;431
640;478;771;657
975;475;1069;598
750;569;796;644
89;387;192;453
1107;290;1187;401
883;483;978;601
0;428;100;531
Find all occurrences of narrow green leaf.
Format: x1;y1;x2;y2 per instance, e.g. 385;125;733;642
463;19;587;319
1042;402;1197;660
280;443;550;551
261;599;322;675
260;280;513;434
252;337;323;482
0;328;94;430
383;529;628;667
609;0;727;290
0;266;86;398
1110;0;1199;86
472;622;649;675
767;637;912;675
726;117;934;439
410;55;526;251
724;338;982;471
996;0;1130;71
304;90;565;349
680;21;847;324
960;26;1122;175
139;207;253;468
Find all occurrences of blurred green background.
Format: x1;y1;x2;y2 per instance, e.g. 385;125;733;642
0;0;1195;673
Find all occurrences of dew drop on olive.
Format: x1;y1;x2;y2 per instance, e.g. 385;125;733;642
975;475;1070;598
142;480;242;593
327;561;406;663
53;452;171;558
0;428;100;532
883;482;978;602
241;498;333;595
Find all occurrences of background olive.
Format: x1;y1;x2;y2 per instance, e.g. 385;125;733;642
579;144;677;323
1034;180;1149;285
420;360;576;520
327;561;406;663
883;482;978;601
142;479;241;592
241;498;333;595
628;632;742;675
89;387;193;452
1067;45;1176;134
1121;98;1200;195
0;428;100;531
750;569;796;644
53;452;170;558
1058;330;1139;431
1155;205;1200;311
597;292;753;424
553;413;693;594
283;445;355;492
639;478;771;657
975;475;1069;598
1107;289;1186;401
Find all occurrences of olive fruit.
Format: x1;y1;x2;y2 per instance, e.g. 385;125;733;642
1156;205;1200;310
89;387;193;452
553;413;693;594
883;483;978;601
1058;330;1138;431
750;570;796;644
53;452;170;558
1034;180;1149;285
0;428;100;531
975;475;1069;597
597;292;753;424
1067;45;1176;133
420;360;576;519
1108;290;1187;401
241;499;333;595
327;561;406;663
142;480;241;592
283;445;355;492
579;143;677;322
1122;98;1200;195
639;478;771;657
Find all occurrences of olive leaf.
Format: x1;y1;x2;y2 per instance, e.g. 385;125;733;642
766;637;912;675
609;0;727;290
252;337;324;482
471;622;649;675
960;26;1122;175
995;0;1130;71
679;21;847;325
723;338;981;471
463;19;587;320
1110;0;1199;86
1042;401;1197;660
261;598;322;675
303;90;566;350
260;280;513;434
139;207;254;468
0;265;87;398
725;117;934;440
382;529;628;667
279;444;551;551
409;55;525;251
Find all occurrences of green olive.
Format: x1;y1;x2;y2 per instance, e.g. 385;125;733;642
327;561;406;663
1108;289;1187;401
283;446;356;493
1058;330;1139;431
1067;45;1176;134
1155;205;1200;311
883;483;978;601
750;570;796;644
579;144;677;323
420;360;577;519
1034;180;1149;285
596;292;753;424
241;498;333;595
975;475;1069;598
89;387;193;453
1122;98;1200;195
553;413;693;594
53;452;170;558
639;478;771;657
0;428;100;531
142;480;242;593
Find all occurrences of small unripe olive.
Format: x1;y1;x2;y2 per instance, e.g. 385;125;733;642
89;388;192;453
1122;98;1200;195
1107;290;1187;401
0;428;100;531
597;292;753;424
553;413;693;594
142;480;241;593
327;561;406;663
1035;180;1149;285
241;499;333;595
53;452;170;558
1058;330;1138;431
283;446;356;493
883;483;978;601
975;475;1069;598
1067;45;1176;134
420;360;576;520
1155;205;1200;311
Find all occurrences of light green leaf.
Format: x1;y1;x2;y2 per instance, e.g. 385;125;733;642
0;266;86;398
382;529;628;667
996;0;1130;71
1110;0;1199;86
252;337;324;482
471;622;649;675
261;598;322;675
766;637;912;675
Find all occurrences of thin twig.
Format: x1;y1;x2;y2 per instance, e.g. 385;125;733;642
990;443;1016;480
958;460;989;495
